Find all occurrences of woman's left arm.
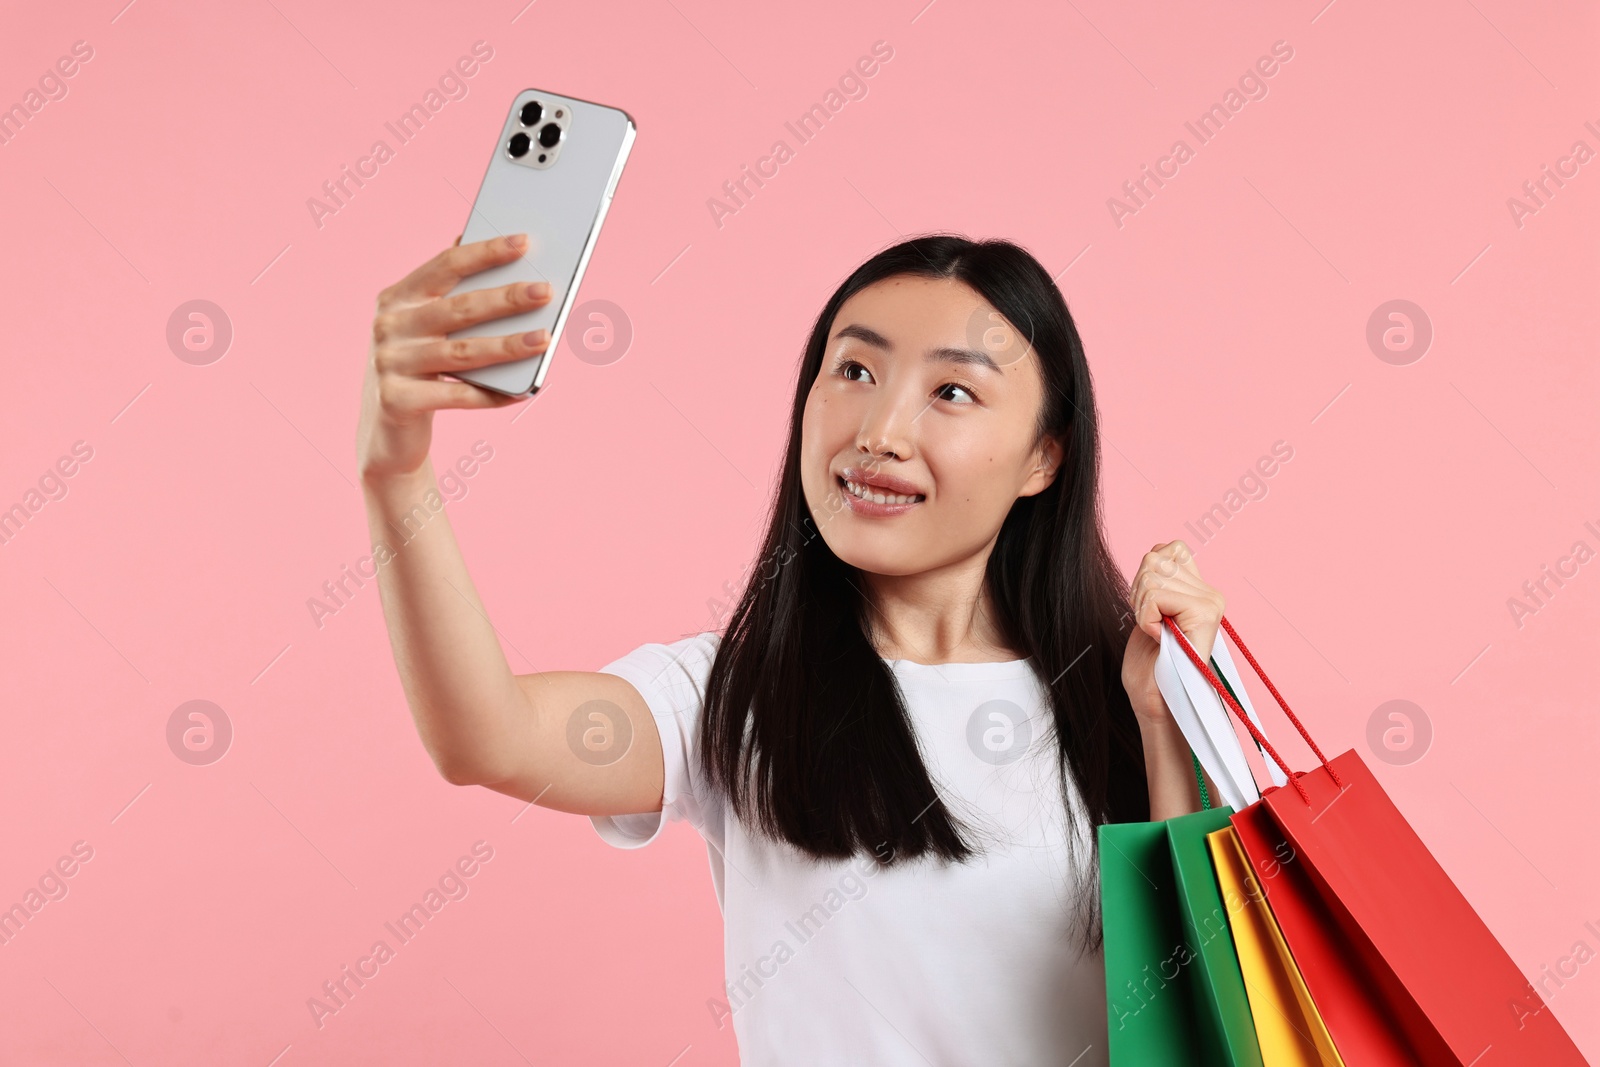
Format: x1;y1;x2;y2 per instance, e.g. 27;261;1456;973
1120;539;1224;823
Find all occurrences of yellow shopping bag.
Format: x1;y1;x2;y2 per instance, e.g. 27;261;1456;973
1207;826;1345;1067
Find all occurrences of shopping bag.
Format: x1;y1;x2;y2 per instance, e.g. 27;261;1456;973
1100;714;1264;1063
1230;797;1417;1062
1161;620;1414;1061
1155;620;1286;810
1168;806;1267;1065
1164;615;1589;1066
1208;823;1345;1066
1100;817;1211;1064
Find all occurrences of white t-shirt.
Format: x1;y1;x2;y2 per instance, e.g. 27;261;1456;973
591;631;1110;1067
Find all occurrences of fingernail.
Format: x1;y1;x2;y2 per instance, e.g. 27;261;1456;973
523;329;549;345
507;234;528;250
526;281;551;299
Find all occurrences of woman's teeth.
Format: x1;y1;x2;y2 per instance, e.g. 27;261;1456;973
844;480;922;505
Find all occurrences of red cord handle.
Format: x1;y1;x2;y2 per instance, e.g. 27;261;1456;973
1162;615;1344;806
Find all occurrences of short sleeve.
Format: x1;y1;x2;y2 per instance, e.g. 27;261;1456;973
589;631;721;849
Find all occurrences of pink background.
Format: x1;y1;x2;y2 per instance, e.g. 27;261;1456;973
2;0;1597;1062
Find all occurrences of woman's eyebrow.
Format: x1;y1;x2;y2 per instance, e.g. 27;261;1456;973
833;323;1000;371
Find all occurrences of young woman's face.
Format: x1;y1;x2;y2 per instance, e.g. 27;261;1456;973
800;274;1063;577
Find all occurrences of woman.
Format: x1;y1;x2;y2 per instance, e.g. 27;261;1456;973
358;232;1223;1065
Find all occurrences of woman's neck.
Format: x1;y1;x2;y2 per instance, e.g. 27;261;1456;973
857;549;1018;664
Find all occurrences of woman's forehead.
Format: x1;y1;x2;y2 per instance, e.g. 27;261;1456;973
831;277;1034;373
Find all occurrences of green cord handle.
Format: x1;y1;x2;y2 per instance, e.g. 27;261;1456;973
1192;751;1211;810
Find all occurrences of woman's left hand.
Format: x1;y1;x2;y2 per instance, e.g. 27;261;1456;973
1120;540;1225;729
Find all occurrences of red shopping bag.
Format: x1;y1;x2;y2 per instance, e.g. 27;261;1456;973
1164;616;1588;1067
1228;801;1418;1062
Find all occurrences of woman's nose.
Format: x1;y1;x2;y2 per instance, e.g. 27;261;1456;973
854;388;918;460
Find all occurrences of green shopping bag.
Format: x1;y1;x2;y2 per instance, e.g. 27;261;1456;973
1099;749;1264;1066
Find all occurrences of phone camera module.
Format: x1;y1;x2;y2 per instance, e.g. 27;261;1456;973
508;99;569;170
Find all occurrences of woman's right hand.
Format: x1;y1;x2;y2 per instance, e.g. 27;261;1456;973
357;232;555;482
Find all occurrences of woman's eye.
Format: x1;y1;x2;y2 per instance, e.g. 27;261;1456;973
936;382;977;404
840;360;874;384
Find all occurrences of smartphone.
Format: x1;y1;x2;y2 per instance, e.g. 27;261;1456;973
443;89;636;397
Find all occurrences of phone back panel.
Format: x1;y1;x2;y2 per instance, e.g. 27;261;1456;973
445;89;635;396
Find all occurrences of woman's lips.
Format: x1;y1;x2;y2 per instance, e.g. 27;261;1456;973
837;475;924;517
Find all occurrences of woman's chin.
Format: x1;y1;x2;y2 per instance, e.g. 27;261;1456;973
829;539;939;579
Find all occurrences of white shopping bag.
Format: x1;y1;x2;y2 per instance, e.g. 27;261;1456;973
1152;622;1288;811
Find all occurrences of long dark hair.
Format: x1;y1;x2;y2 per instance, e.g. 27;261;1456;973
700;233;1148;951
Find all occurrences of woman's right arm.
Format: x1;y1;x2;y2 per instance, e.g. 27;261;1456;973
357;233;665;818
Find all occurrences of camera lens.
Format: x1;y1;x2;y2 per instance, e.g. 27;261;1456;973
507;132;530;158
537;122;562;149
519;101;543;127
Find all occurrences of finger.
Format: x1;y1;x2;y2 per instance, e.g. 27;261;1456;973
1131;565;1214;636
388;233;529;305
1131;560;1206;606
1132;572;1209;639
1133;584;1171;641
1140;544;1184;586
388;328;551;377
1131;565;1208;604
402;278;553;338
1134;586;1213;643
1145;540;1200;582
382;376;530;416
1137;586;1225;652
1155;590;1223;635
454;233;463;247
1166;539;1200;580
